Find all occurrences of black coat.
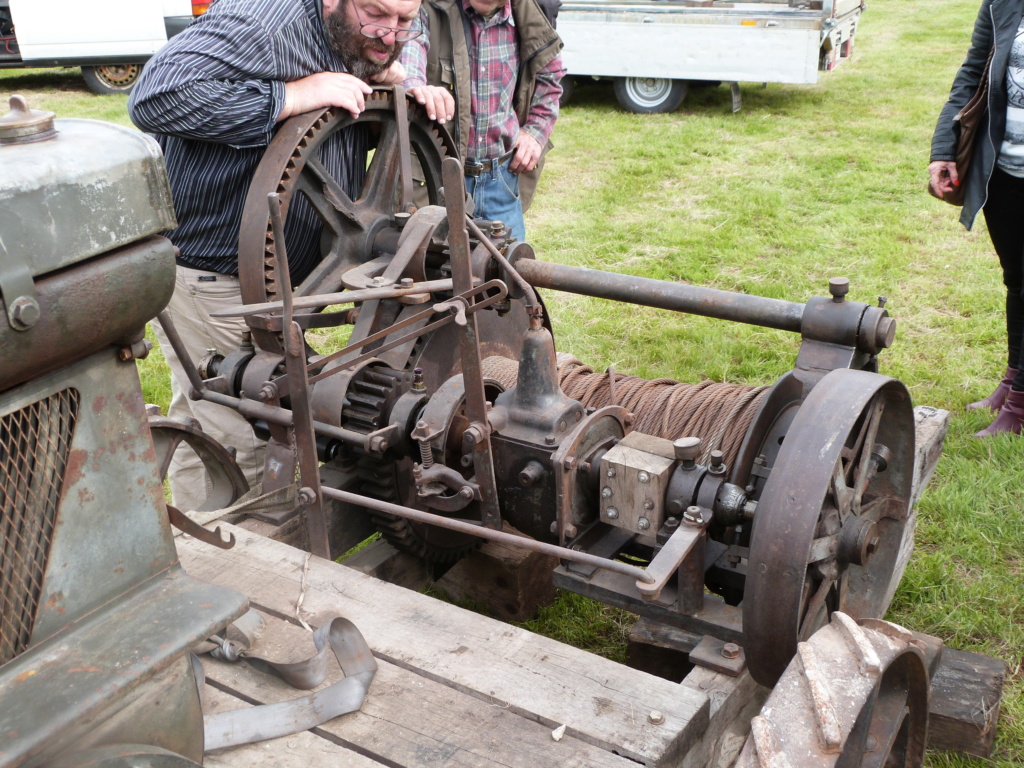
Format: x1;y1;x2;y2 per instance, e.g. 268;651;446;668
931;0;1024;229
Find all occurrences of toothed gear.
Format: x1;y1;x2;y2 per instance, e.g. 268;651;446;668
341;363;480;563
238;89;456;354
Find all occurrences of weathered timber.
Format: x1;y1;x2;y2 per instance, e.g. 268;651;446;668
435;528;559;621
677;667;768;768
177;525;711;767
201;609;645;768
928;647;1005;758
342;539;432;591
627;617;702;680
202;685;386;768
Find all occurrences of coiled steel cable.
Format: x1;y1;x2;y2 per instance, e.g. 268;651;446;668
482;354;768;468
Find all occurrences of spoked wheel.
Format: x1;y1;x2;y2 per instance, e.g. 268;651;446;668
149;417;249;512
237;88;457;353
736;612;929;768
743;368;914;687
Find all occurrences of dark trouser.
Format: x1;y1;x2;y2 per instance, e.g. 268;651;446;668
982;167;1024;391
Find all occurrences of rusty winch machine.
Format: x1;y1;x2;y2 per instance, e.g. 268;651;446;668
155;90;929;765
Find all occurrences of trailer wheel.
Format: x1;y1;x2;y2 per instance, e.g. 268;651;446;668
613;77;687;113
82;64;142;95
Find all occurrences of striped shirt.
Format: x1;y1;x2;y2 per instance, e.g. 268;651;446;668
129;0;367;281
399;0;564;161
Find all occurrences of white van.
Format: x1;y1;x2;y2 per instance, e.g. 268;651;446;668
0;0;209;94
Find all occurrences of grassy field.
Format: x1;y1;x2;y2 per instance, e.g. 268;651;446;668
2;0;1021;763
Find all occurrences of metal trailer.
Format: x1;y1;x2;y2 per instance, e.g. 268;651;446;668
556;0;865;112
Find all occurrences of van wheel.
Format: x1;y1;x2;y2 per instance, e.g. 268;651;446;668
82;64;142;95
614;77;687;114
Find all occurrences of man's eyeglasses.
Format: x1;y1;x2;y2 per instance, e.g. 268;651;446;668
353;5;423;42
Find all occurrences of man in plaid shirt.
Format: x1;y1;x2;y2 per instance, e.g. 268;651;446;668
399;0;564;242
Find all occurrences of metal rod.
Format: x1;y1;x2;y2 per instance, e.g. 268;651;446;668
464;215;539;309
306;280;508;384
210;279;459;318
321;486;656;584
514;259;805;333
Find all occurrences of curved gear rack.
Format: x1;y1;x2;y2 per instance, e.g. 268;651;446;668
736;612;929;768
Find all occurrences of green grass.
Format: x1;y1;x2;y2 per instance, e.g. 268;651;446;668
4;1;1022;762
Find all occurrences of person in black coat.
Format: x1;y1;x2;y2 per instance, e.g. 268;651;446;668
930;0;1024;436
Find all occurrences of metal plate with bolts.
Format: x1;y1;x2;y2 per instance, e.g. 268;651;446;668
689;635;746;676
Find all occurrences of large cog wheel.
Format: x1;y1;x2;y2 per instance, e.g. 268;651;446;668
238;88;456;353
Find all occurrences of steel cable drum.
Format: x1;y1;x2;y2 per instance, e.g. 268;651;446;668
742;368;915;688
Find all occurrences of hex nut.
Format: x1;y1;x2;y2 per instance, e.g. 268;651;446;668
722;642;740;659
648;710;665;725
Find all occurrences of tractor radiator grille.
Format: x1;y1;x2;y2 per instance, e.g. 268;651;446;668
0;388;80;665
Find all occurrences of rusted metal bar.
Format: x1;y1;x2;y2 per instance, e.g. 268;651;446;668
306;280;507;385
322;486;656;584
269;193;329;559
515;259;805;332
443;158;502;530
210;278;460;319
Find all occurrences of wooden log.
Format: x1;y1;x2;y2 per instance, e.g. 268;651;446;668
678;668;768;768
435;529;559;621
177;525;711;767
927;647;1005;758
341;538;432;591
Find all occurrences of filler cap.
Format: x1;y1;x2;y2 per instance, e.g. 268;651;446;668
0;94;56;145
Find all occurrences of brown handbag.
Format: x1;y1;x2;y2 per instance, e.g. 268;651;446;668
931;47;995;205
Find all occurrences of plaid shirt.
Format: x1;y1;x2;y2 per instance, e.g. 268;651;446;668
400;0;564;161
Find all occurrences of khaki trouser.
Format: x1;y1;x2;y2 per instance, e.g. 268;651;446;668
151;266;265;512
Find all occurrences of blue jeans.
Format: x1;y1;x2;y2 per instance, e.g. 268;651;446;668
464;159;526;243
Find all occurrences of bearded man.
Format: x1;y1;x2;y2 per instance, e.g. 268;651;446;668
129;0;451;512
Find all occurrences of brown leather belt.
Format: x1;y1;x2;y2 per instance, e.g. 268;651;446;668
464;147;516;177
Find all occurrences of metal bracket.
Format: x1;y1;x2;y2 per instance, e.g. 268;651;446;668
0;249;39;331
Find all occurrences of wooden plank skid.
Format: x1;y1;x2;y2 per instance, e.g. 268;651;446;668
202;610;645;768
177;525;710;767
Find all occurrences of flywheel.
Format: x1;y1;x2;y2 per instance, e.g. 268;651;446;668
736;612;929;768
742;368;915;687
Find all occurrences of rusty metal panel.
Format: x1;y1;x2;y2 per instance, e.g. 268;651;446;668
0;388;79;665
4;354;178;644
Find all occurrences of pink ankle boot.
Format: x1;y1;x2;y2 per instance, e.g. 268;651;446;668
966;366;1018;412
976;389;1024;437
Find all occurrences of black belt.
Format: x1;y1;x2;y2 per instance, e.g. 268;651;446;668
464;148;516;177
